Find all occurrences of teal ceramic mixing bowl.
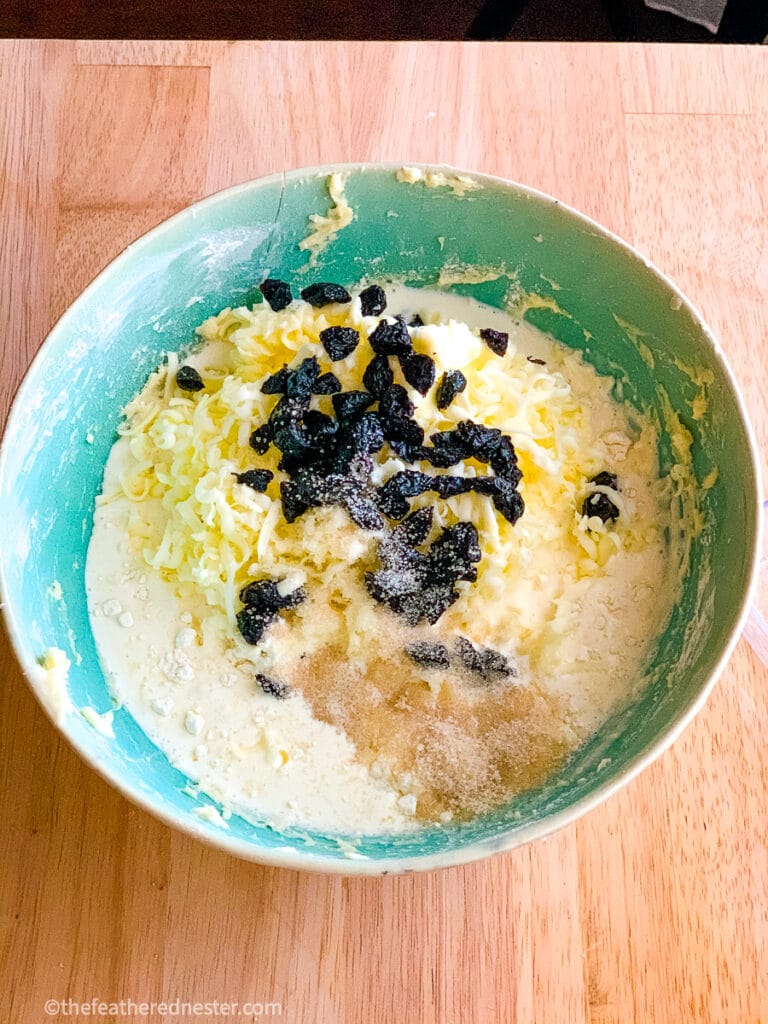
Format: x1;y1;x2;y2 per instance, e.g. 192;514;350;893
0;164;760;874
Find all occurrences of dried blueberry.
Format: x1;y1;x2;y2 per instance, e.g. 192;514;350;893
387;438;426;462
249;425;271;455
405;641;450;669
320;441;354;478
433;475;474;499
256;673;291;699
377;539;413;574
314;372;342;395
424;422;520;477
347;452;375;483
343;490;384;531
344;412;385;457
234;469;273;492
270;398;313;461
277;445;321;476
376;490;410;520
408;314;424;328
435;370;467;411
332;390;374;421
393;507;433;547
378;383;414;421
280;479;311;523
303;409;337;435
442;520;481;563
426;522;481;585
239;578;283;612
239;578;304;614
362;353;394;398
285;357;320;400
366;565;425;604
392;584;460;626
494;484;525;524
421;434;465;469
236;605;273;644
359;284;387;317
331;421;382;473
320;326;360;361
302;409;339;451
455;420;503;460
259;278;293;312
388;471;433;498
385;418;425;449
176;365;204;392
590;471;619;490
480;328;509;357
454;637;515;680
400;353;436;396
488;436;521;484
377;471;432;518
425;424;471;463
267;393;303;433
282;470;322;515
300;282;351;306
261;367;289;394
582;491;619;523
369;317;413;356
278;586;307;610
473;477;525;524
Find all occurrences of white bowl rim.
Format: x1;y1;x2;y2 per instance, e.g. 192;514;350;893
0;161;762;875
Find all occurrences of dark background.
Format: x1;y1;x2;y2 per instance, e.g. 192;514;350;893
1;0;767;41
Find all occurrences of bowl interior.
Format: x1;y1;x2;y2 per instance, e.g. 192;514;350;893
0;166;758;871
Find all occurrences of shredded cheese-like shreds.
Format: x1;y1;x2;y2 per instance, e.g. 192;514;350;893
108;289;665;665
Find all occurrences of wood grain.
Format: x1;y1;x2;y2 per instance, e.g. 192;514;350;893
1;40;767;1024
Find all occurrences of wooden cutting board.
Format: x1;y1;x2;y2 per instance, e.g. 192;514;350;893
1;39;767;1024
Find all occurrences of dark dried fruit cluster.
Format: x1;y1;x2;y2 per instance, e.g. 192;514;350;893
228;279;526;643
236;578;306;644
480;328;509;357
259;278;293;312
435;370;466;411
256;673;291;699
406;635;515;682
234;468;273;492
365;509;481;625
581;471;620;524
359;284;387;317
176;365;205;392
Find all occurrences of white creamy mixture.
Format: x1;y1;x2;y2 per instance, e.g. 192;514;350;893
86;285;677;833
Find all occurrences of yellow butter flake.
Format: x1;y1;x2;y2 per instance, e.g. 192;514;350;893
396;166;481;197
193;804;229;829
691;392;708;420
32;647;72;723
298;172;354;262
80;705;115;738
673;357;715;388
672;357;714;421
614;314;655;369
436;264;509;288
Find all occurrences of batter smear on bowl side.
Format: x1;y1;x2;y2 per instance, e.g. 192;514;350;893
86;281;679;833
